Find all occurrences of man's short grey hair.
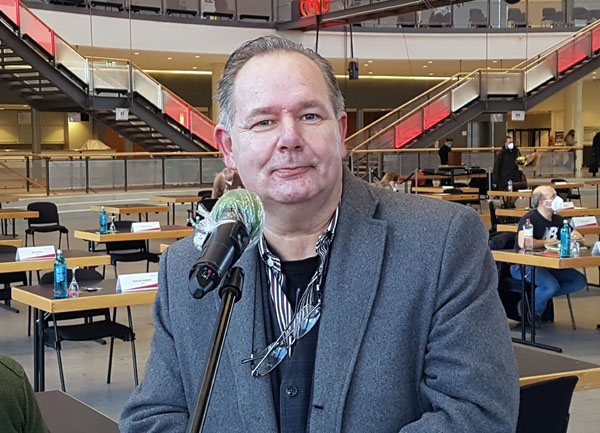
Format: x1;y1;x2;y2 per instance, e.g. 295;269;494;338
532;186;553;208
216;35;345;130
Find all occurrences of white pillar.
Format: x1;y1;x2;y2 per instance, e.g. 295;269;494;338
563;80;583;176
211;62;225;124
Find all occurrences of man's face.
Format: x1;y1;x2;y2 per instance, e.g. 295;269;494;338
216;52;347;207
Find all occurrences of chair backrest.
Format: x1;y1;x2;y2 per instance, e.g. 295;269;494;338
0;245;27;285
114;220;134;231
200;198;218;213
106;240;147;254
0;245;17;255
517;376;578;433
40;268;103;285
198;190;212;200
470;8;485;19
542;7;556;19
488;200;499;229
27;202;60;226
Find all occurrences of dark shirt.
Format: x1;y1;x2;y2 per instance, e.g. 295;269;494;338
439;144;451;165
263;256;320;433
514;209;565;249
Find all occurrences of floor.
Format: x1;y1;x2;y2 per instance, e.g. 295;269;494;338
1;184;600;431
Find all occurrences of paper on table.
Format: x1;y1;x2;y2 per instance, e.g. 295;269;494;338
571;216;597;228
518;189;532;192
562;202;575;210
15;245;56;261
116;272;158;293
131;222;161;233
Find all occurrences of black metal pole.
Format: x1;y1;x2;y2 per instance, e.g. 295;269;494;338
186;267;244;433
124;157;128;191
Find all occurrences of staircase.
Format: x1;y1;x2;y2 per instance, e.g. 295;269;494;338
0;0;216;152
346;20;600;175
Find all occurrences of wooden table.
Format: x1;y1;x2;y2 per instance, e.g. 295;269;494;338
36;390;118;433
0;249;110;274
12;278;157;391
497;224;518;233
428;193;479;202
74;225;193;251
91;204;170;223
488;190;533;198
529;182;585;189
150;194;204;224
492;248;600;352
437;165;466;184
516;346;600;390
585;179;600;207
0;235;22;247
413;186;479;194
0;208;38;237
496;208;600;218
0;195;18;207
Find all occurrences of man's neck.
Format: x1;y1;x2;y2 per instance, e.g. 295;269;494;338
263;188;341;262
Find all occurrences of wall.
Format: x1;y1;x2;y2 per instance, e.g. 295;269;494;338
67;118;94;149
0;110;66;149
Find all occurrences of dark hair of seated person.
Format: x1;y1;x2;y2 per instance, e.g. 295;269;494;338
0;354;50;433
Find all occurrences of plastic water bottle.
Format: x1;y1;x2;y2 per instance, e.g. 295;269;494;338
99;206;108;234
560;220;571;258
68;267;80;298
523;218;534;252
507;180;513;192
109;215;116;233
53;250;68;299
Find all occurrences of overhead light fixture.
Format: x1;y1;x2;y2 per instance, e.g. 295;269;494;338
422;65;428;68
368;60;373;63
429;72;434;75
195;55;200;58
134;52;140;55
492;60;498;63
192;66;197;70
363;63;368;67
368;71;373;74
167;57;173;60
428;60;433;64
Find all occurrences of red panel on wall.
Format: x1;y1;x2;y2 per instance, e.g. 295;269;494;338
593;27;600;53
394;112;422;148
0;0;20;26
190;110;217;150
19;7;54;56
557;36;588;73
423;96;451;131
162;89;190;129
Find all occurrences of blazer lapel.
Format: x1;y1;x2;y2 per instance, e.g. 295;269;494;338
218;246;278;433
311;173;388;431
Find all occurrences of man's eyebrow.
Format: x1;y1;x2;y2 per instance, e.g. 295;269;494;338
244;100;330;120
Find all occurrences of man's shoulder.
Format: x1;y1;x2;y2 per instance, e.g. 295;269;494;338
0;355;26;382
162;235;197;265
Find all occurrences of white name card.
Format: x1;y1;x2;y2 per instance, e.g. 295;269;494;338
131;221;161;233
15;245;56;261
571;216;597;228
562;202;575;210
116;272;158;293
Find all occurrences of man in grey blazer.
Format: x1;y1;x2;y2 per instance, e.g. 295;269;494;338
120;36;519;432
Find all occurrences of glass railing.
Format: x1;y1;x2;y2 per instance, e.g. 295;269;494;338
348;18;600;170
0;0;217;149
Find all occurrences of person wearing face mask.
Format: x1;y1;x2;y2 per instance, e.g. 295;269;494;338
211;167;243;199
510;185;586;326
438;138;453;165
492;136;522;191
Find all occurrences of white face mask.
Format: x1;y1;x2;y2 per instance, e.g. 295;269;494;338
507;142;514;150
446;142;452;148
545;196;564;213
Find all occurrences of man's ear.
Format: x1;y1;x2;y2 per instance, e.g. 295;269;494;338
337;112;348;158
215;124;237;169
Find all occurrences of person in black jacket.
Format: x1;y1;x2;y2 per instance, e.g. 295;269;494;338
492;136;522;190
590;132;600;176
438;138;452;165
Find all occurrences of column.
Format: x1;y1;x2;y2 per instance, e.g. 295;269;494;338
563;80;583;175
210;62;225;124
31;108;42;181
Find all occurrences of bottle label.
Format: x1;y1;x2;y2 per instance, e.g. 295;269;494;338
523;228;533;237
55;266;66;284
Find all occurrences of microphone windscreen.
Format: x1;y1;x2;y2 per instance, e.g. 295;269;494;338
212;189;265;243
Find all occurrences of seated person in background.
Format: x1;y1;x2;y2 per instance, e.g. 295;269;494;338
211;167;243;199
511;185;586;325
438;138;452;165
0;354;49;433
375;171;400;191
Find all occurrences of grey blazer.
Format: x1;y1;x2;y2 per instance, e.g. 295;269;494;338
120;172;519;433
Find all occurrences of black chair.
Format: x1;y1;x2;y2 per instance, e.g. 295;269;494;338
551;178;582;206
469;8;488;28
187;190;218;221
39;268;137;392
105;221;159;277
397;12;417;27
25;202;69;249
0;245;27;313
517;376;578;433
508;8;528;27
542;7;556;27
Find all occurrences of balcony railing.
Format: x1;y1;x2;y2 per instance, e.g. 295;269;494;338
347;18;600;164
0;0;217;149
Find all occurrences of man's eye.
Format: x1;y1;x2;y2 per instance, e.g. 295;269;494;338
255;120;272;127
303;113;320;121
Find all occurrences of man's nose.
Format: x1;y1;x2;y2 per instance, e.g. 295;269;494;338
277;117;303;151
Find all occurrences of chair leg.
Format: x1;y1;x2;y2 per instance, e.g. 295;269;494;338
566;294;576;330
58;232;62;250
127;306;139;386
66;233;70;249
107;307;117;384
28;306;31;337
25;232;29;246
31;232;35;246
113;263;118;278
52;320;67;392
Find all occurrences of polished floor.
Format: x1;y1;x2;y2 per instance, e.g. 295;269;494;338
1;185;600;431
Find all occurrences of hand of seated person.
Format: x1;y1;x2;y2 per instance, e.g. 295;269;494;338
571;230;584;241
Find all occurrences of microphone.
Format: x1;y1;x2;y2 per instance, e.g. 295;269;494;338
188;189;264;299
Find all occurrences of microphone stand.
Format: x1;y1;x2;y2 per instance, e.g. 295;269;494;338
186;267;244;433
